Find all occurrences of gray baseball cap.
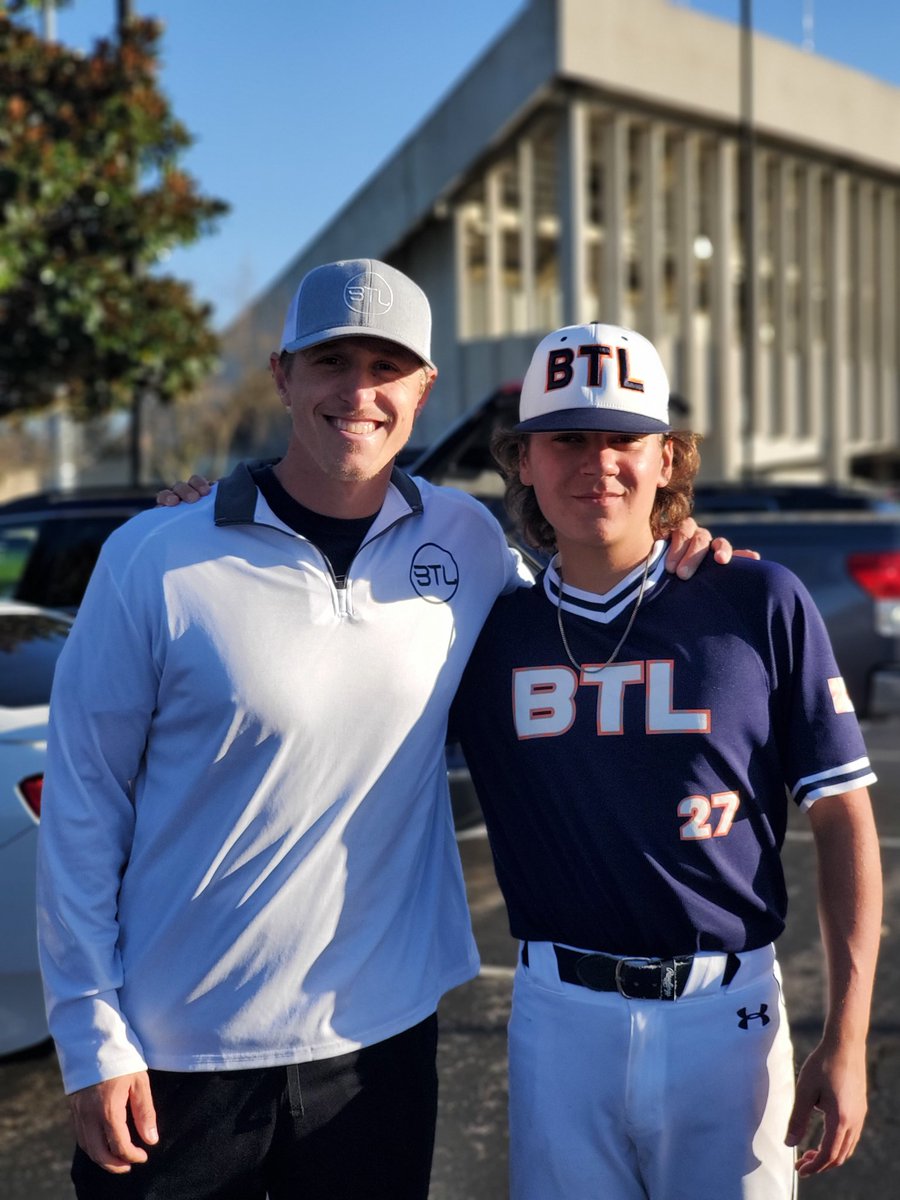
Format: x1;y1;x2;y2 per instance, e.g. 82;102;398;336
278;258;435;369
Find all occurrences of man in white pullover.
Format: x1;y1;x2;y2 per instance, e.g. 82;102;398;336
38;258;726;1200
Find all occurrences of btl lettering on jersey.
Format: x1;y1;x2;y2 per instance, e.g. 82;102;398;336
512;661;711;738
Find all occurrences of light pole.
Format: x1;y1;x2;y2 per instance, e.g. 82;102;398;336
116;0;145;486
117;1;134;33
42;1;80;490
739;0;757;482
41;0;56;40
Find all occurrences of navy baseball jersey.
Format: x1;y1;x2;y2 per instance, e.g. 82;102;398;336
451;543;875;956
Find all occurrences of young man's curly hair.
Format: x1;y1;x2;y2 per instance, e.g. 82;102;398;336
491;428;701;553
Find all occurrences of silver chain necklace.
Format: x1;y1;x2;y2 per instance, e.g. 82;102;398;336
555;548;653;675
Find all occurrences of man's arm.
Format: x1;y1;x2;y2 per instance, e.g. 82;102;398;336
38;540;162;1169
664;516;759;578
786;787;882;1176
156;476;756;579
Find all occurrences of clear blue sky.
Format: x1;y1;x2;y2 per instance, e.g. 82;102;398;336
31;0;900;330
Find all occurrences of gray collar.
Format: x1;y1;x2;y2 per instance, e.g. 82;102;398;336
214;459;423;527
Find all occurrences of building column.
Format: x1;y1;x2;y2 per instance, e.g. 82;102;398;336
602;112;627;322
877;185;897;447
453;203;470;341
799;163;820;442
857;179;874;452
485;166;504;337
825;172;850;480
640;121;663;343
518;137;537;332
560;97;589;325
771;155;790;438
711;137;740;479
675;132;700;426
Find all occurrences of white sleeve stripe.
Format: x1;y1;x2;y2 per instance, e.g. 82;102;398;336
798;772;878;811
790;756;872;800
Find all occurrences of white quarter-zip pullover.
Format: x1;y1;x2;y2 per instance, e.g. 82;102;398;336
38;464;529;1093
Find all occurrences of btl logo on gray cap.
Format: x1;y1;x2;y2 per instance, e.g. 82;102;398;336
344;271;394;316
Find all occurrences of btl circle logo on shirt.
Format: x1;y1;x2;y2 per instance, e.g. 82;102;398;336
410;543;459;603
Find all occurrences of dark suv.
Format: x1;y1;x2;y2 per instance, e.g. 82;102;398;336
408;384;900;520
0;487;160;613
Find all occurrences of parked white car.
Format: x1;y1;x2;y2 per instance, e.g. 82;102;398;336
0;601;71;1057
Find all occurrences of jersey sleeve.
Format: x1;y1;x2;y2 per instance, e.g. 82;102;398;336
36;540;161;1093
768;567;877;810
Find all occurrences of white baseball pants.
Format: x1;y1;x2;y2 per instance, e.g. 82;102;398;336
508;941;797;1200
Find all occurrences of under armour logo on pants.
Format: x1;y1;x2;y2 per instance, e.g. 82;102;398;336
736;1004;770;1029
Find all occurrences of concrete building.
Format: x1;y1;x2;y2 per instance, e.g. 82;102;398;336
229;0;900;482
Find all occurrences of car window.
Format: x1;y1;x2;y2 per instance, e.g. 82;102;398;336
0;611;70;707
0;524;39;599
410;390;518;499
0;514;128;611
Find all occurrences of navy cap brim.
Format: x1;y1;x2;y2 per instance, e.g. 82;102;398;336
514;407;670;434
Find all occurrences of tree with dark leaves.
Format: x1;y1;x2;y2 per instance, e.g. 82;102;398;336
0;1;228;419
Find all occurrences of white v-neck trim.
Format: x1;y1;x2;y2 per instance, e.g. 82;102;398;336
543;540;668;624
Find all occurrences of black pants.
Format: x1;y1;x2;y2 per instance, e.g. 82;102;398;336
71;1014;438;1200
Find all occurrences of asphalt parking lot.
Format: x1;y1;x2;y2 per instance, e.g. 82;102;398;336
2;717;898;1198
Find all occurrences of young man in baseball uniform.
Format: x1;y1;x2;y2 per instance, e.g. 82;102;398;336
38;263;731;1200
452;323;882;1199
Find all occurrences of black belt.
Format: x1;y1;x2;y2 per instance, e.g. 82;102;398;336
552;944;695;1001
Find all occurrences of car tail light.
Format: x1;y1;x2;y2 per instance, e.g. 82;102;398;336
19;774;42;819
848;553;900;599
849;552;900;638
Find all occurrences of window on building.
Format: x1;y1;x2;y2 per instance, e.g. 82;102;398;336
496;158;527;334
757;154;777;351
662;130;681;333
585;110;606;321
847;180;860;355
858;184;877;369
624;123;643;327
532;111;563;331
785;162;803;357
459;179;487;338
457;109;564;341
696;139;717;318
815;173;831;343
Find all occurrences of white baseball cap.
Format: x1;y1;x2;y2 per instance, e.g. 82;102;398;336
516;323;670;434
279;258;435;369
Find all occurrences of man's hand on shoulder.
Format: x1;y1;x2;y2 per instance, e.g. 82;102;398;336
665;517;761;579
156;475;212;507
69;1071;158;1173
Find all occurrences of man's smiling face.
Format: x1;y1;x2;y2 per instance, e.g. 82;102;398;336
270;335;434;509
